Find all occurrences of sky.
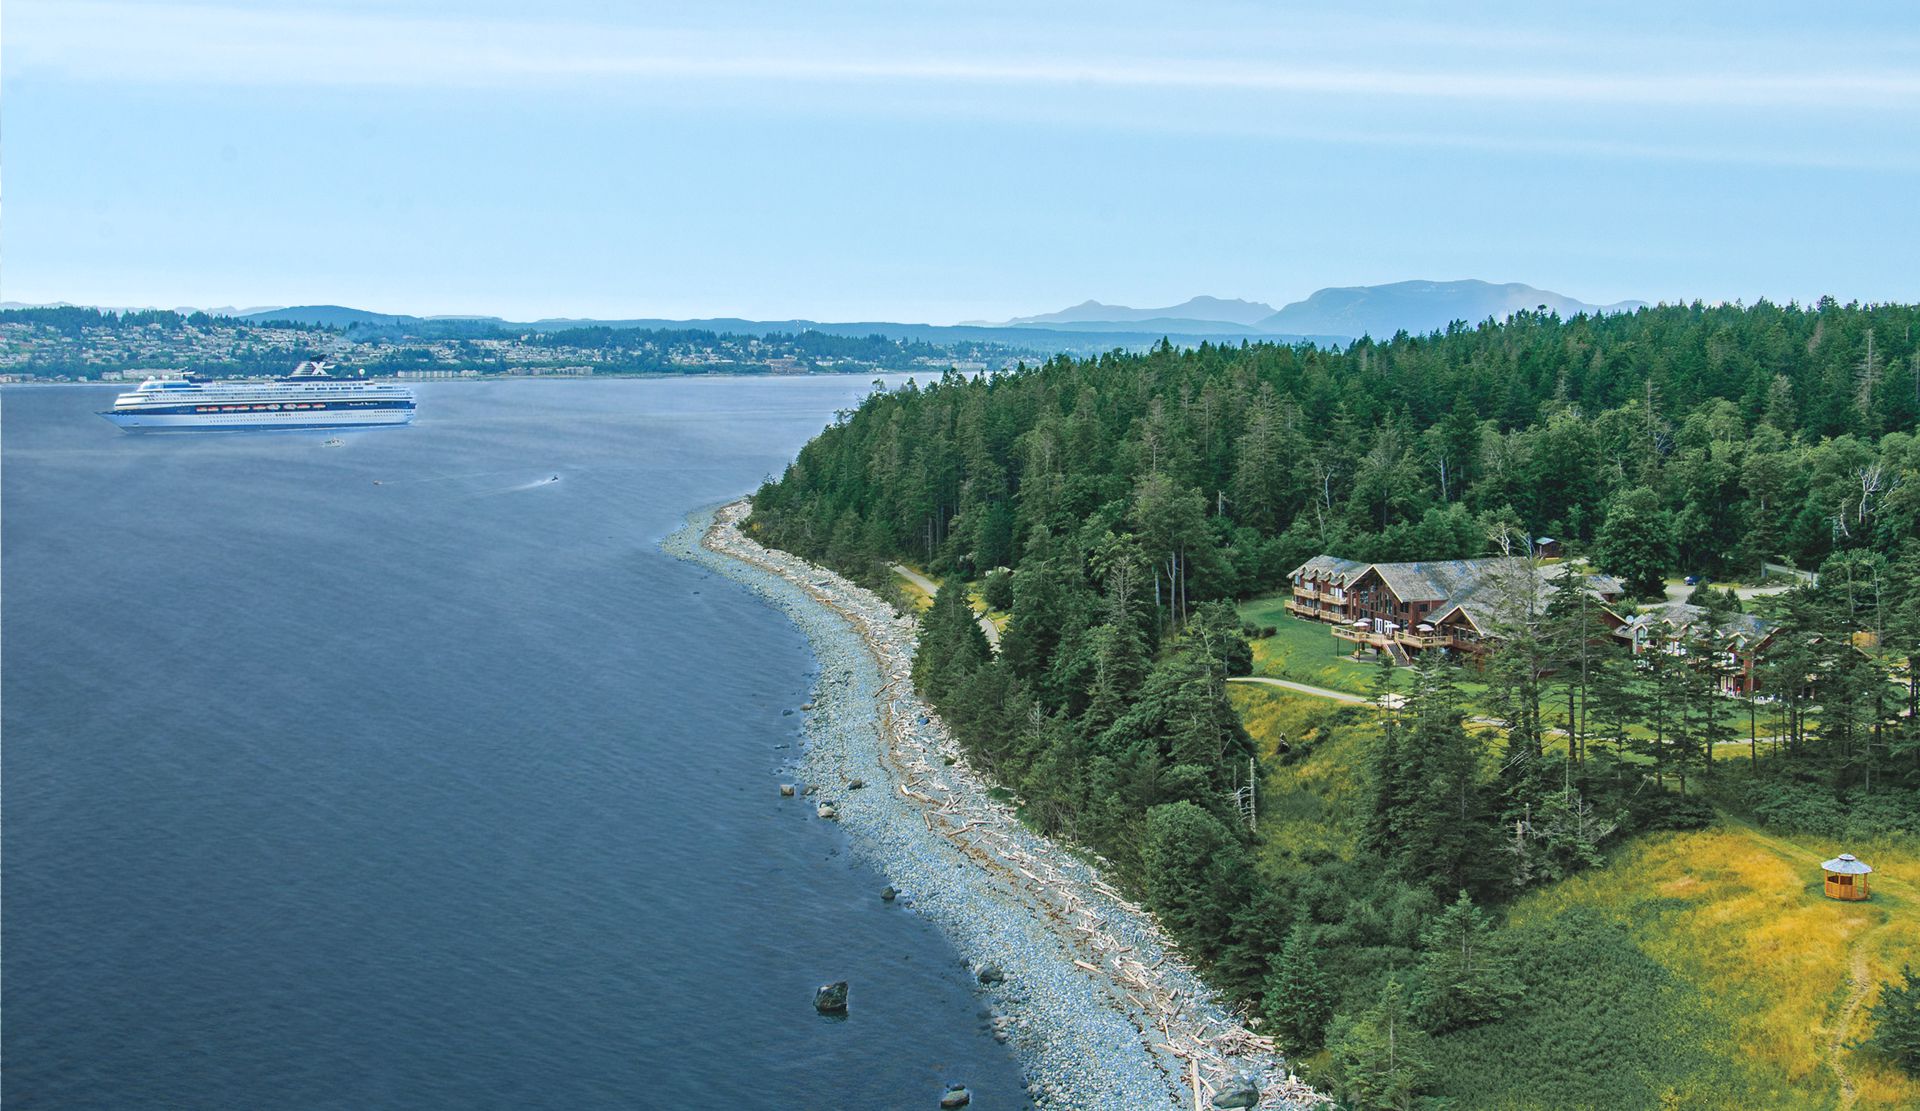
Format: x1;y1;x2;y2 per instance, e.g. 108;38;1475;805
4;1;1919;322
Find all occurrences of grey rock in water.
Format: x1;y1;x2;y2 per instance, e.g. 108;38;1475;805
1211;1075;1260;1108
977;963;1006;985
940;1085;971;1108
881;885;898;901
780;784;796;797
782;709;794;716
810;982;848;1020
817;803;839;820
813;981;849;1013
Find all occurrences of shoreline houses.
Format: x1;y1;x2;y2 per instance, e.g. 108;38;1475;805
1286;554;1778;693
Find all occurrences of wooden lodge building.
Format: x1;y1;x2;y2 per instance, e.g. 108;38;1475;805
1288;554;1778;692
1287;555;1626;662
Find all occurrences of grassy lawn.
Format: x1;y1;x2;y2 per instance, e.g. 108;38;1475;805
1237;596;1408;695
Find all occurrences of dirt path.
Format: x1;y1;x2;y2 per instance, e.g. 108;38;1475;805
1227;675;1374;705
890;562;1002;649
1831;945;1871;1111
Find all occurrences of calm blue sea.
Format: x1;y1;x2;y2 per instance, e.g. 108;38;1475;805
2;379;1027;1110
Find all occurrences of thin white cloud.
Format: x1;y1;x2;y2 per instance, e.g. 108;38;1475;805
10;1;1920;110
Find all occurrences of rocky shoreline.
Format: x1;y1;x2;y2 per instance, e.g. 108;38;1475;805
664;500;1323;1111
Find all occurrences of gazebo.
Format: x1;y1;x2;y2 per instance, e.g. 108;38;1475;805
1821;853;1873;901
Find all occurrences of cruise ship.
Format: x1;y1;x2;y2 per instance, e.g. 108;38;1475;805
98;360;417;432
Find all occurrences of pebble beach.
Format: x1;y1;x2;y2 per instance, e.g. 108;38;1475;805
665;501;1323;1111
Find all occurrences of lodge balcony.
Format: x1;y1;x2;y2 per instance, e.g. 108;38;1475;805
1332;625;1458;651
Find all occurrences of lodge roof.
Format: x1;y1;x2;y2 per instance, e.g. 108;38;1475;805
1294;552;1623;633
1292;554;1368;582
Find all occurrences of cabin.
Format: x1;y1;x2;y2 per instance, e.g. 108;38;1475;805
1535;536;1563;559
1287;554;1624;661
1616;602;1779;696
1822;853;1873;901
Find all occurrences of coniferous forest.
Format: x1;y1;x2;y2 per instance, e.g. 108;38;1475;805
751;300;1920;1108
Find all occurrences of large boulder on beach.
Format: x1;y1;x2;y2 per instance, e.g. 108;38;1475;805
976;963;1005;985
1211;1075;1260;1108
817;803;838;820
940;1084;971;1108
813;981;849;1014
780;784;796;797
881;885;898;901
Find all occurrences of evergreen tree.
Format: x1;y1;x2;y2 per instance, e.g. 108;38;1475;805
1327;978;1432;1111
1414;890;1522;1032
1262;923;1335;1054
1594;487;1675;597
1142;801;1244;963
1865;963;1920;1076
912;578;990;704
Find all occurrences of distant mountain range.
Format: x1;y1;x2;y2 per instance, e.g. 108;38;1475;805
974;280;1645;340
992;296;1280;330
1258;280;1646;338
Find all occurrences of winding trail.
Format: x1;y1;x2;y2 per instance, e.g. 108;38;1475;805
890;562;1002;649
1226;675;1373;705
1831;946;1871;1111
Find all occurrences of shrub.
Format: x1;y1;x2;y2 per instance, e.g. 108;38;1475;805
980;567;1015;611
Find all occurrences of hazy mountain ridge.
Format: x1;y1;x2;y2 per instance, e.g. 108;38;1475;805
981;280;1646;340
1257;280;1647;338
990;295;1279;328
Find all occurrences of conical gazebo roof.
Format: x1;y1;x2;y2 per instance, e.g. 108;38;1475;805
1821;853;1873;875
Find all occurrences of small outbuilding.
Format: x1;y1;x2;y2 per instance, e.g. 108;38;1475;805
1821;853;1873;901
1535;536;1563;559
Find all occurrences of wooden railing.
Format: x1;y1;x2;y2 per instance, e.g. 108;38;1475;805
1333;625;1457;651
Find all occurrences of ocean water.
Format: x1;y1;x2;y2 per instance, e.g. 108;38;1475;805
2;379;1028;1110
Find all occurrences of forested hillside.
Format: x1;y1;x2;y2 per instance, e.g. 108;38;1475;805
749;300;1920;1108
754;299;1920;584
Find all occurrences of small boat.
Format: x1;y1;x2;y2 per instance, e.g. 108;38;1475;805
323;437;345;447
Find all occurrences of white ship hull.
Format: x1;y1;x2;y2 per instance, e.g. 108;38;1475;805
101;407;416;432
